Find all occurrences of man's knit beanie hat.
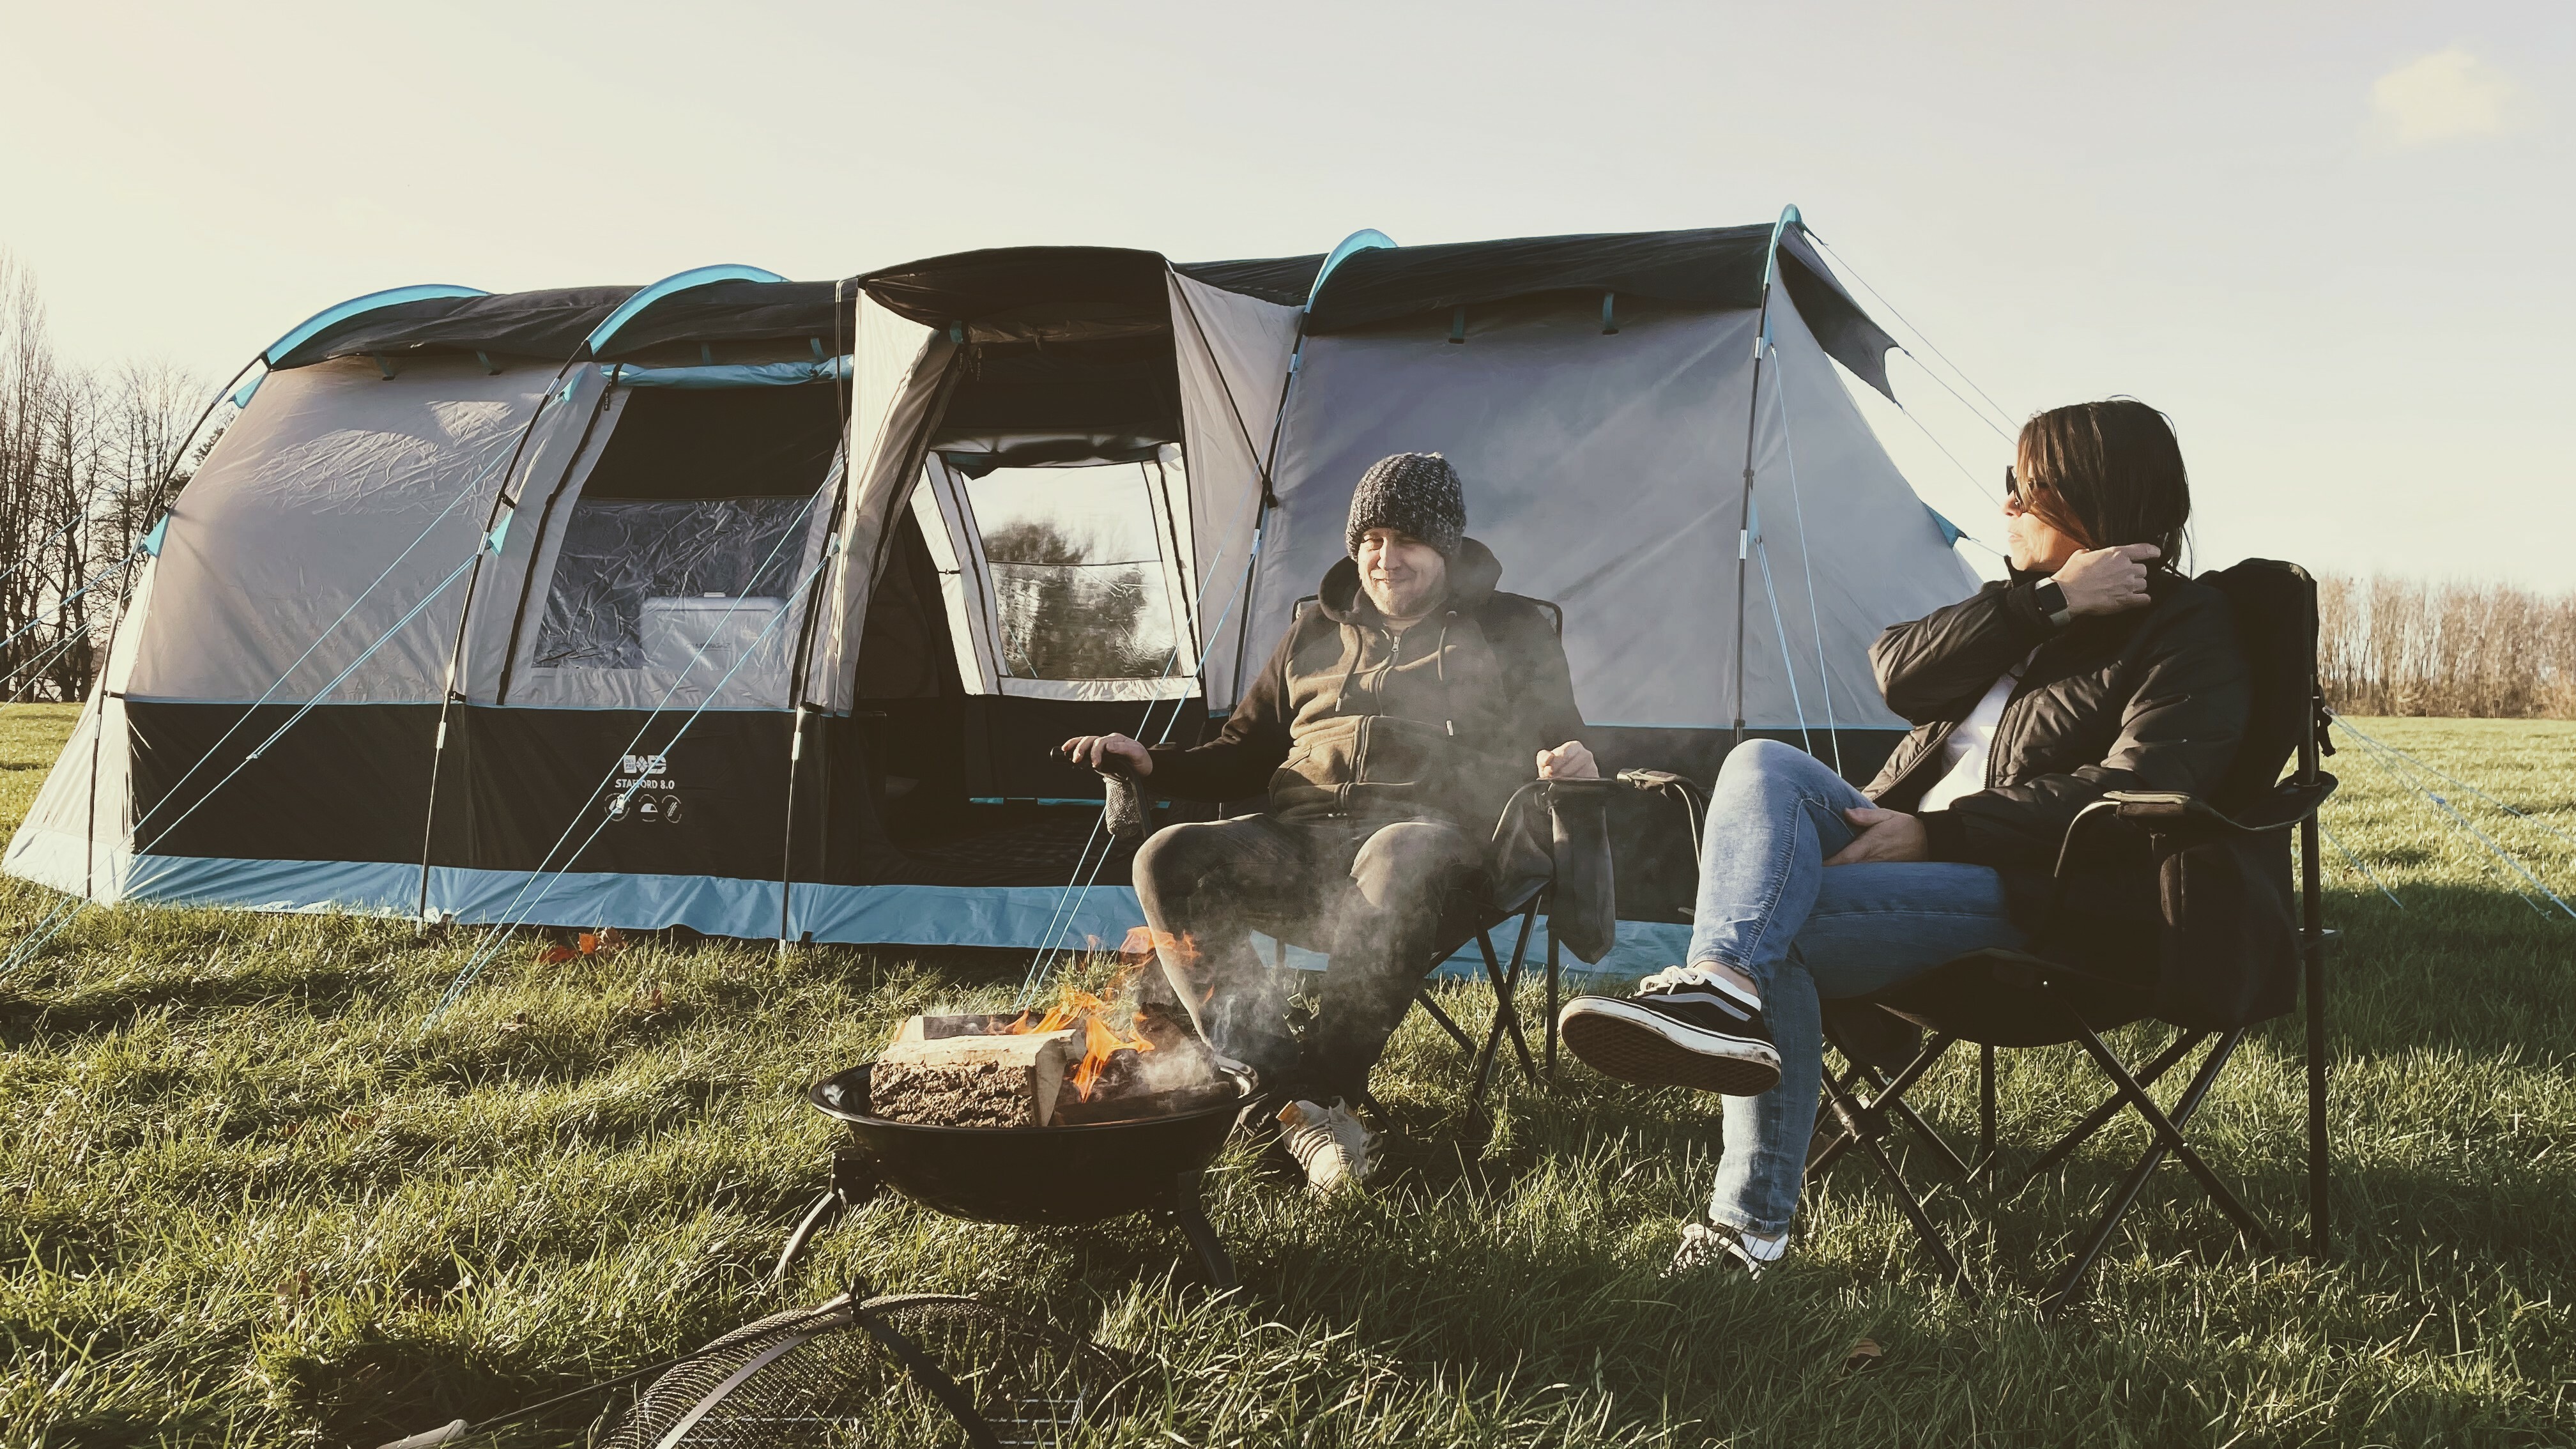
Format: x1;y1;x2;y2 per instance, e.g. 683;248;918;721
1346;452;1466;559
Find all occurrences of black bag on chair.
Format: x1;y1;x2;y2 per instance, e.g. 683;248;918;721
1491;779;1618;964
2142;795;2301;1030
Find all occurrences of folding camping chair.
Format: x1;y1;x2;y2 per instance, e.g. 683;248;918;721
1804;558;2336;1315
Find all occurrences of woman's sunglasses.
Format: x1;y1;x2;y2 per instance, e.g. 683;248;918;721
2004;465;2041;505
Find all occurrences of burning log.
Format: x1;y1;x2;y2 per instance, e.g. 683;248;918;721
873;1018;1078;1128
871;990;1227;1129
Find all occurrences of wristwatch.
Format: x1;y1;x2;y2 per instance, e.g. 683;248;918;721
2034;578;2073;628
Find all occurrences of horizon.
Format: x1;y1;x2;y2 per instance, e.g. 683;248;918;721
3;1;2566;589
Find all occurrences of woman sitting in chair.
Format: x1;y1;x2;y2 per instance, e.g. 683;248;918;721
1559;398;2248;1276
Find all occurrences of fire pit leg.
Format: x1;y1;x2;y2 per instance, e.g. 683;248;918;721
1168;1177;1236;1291
772;1151;883;1284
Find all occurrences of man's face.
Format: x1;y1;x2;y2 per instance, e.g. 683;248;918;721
1356;528;1448;620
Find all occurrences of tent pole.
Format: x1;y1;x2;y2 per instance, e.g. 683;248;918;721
1731;204;1802;751
412;353;597;930
775;281;859;954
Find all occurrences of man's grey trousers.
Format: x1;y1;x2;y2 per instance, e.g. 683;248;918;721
1130;813;1481;1102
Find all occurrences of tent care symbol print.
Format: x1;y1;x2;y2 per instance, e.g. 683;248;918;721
608;753;684;825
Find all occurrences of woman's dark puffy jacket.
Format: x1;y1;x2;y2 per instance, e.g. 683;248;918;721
1864;570;2250;965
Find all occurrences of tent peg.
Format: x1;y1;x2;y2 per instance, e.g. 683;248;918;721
373;354;398;381
1450;307;1466;344
1601;292;1618;335
475;351;500;375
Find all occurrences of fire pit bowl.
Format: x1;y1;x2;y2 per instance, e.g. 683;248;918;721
802;1061;1252;1287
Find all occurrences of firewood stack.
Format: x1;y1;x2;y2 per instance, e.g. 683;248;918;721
873;1015;1077;1128
870;1005;1227;1128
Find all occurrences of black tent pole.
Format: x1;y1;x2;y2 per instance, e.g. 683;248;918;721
775;281;857;953
2299;576;2330;1259
1731;205;1802;752
411;348;596;930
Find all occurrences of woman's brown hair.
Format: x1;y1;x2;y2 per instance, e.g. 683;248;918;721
2015;398;2191;571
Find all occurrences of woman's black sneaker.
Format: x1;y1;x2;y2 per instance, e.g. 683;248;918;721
1556;967;1782;1095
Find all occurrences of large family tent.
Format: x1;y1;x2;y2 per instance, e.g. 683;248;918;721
6;216;1978;959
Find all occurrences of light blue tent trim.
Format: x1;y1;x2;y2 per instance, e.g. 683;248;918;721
105;855;1662;975
615;357;850;388
261;284;490;366
1756;203;1803;351
1926;505;1964;546
1306;229;1396;312
586;264;786;357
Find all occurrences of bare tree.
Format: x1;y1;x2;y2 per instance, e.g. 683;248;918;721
2320;572;2576;719
0;251;208;703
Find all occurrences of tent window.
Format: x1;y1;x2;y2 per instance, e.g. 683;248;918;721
532;498;806;672
528;386;839;688
969;459;1181;681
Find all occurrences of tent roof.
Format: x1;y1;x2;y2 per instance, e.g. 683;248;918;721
268;279;854;369
1178;224;1900;398
1171;253;1328;307
270;286;631;369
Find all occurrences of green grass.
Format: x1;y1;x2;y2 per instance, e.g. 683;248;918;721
2;703;2572;1448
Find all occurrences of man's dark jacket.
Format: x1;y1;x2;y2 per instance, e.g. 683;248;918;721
1149;538;1584;837
1864;569;2250;974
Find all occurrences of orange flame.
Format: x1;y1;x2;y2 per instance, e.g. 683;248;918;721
1116;925;1197;967
1000;969;1157;1101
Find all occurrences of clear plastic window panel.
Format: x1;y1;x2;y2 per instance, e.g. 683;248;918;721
967;462;1181;680
532;496;809;687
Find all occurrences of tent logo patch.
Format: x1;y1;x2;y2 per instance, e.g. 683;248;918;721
610;752;683;825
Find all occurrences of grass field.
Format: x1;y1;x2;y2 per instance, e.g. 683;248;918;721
1;703;2571;1448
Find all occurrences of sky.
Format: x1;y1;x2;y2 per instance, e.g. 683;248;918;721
2;0;2568;587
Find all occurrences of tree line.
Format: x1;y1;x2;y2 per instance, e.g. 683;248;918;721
0;252;210;704
2319;574;2576;719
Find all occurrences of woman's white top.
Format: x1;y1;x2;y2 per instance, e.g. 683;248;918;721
1917;651;2037;814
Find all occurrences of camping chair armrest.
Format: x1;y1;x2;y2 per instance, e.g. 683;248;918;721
2101;774;2338;839
2050;775;2340;878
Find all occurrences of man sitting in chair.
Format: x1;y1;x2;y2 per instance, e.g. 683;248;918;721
1558;399;2248;1277
1062;452;1596;1195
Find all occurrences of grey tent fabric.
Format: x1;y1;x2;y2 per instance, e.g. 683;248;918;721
126;353;562;706
1219;275;1970;726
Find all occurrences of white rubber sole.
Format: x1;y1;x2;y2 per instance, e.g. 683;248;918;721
1557;997;1784;1096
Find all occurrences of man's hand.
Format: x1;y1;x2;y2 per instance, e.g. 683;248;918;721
1824;806;1928;865
1061;733;1153;776
2053;543;2161;617
1537;740;1599;780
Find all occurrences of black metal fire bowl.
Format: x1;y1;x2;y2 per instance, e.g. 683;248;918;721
803;1061;1250;1289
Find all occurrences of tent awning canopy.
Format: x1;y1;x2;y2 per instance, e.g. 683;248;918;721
856;247;1176;327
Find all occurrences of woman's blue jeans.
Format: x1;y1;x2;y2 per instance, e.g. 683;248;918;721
1683;739;2026;1236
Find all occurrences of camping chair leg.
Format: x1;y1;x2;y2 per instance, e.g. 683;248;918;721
1473;915;1540;1088
1977;1045;1996;1178
1415;988;1478;1057
1544;916;1561;1082
2007;1029;2206;1193
2065;1021;2280;1253
2040;1025;2275;1317
1807;1059;1875;1172
1820;1066;1974;1296
2301;812;2331;1260
1467;931;1514;1114
1809;1029;1958;1177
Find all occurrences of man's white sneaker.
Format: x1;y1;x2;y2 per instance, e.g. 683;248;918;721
1276;1099;1377;1195
1663;1220;1788;1279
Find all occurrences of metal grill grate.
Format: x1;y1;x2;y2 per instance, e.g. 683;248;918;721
599;1294;1130;1449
